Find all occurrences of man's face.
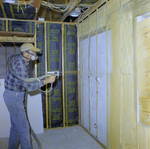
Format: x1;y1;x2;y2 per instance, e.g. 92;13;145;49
23;50;35;62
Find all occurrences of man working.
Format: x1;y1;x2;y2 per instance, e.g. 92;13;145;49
3;43;56;149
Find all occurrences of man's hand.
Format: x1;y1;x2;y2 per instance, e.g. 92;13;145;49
43;76;56;85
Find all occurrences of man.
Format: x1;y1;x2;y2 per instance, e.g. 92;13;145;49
3;43;56;149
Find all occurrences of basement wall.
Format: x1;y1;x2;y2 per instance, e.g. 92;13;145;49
77;0;150;148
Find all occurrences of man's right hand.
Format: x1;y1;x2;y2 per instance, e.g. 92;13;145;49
43;76;56;85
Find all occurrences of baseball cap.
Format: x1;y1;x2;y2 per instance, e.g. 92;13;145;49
21;43;41;52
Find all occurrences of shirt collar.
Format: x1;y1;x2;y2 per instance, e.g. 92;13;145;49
20;54;29;67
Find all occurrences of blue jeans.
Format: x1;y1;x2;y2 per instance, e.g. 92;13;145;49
3;89;32;149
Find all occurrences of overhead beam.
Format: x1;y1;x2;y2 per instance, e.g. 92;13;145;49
34;0;42;20
76;0;106;23
60;0;82;22
0;36;34;43
0;1;7;18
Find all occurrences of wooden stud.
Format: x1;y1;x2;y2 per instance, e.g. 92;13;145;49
34;22;37;78
6;20;8;31
81;20;84;125
0;1;7;18
77;23;81;125
106;1;109;146
133;16;137;129
88;16;91;131
66;0;68;5
44;22;49;129
96;9;99;139
76;0;106;23
62;24;65;127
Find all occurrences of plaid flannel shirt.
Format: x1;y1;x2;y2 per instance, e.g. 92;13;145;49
4;54;44;92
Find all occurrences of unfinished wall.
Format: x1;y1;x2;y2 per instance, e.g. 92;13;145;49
78;0;150;148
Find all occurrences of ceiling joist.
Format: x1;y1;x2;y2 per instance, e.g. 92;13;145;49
60;0;82;22
34;0;42;20
77;0;106;23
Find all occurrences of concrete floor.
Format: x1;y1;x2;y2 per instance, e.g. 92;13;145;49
0;126;103;149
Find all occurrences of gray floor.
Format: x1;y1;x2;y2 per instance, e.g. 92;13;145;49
0;126;103;149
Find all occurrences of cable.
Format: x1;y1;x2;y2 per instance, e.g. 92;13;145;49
42;1;72;13
38;83;53;93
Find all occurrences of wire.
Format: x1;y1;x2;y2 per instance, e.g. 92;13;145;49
42;1;73;13
38;83;53;93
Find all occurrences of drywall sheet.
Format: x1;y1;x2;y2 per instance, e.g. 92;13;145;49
47;23;63;128
97;32;107;146
0;6;3;18
3;3;35;20
8;20;35;33
27;90;44;134
36;23;46;127
0;20;6;31
64;24;78;126
0;79;11;138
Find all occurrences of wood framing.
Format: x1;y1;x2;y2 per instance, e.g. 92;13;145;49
60;0;82;22
62;24;65;127
76;0;106;23
0;31;34;43
0;1;7;18
0;17;76;129
34;0;42;20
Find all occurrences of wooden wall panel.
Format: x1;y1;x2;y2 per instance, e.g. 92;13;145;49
137;17;150;126
78;0;150;149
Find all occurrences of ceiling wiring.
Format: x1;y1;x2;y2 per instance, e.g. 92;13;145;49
42;1;73;13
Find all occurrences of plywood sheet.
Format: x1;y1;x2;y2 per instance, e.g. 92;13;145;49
137;18;150;126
